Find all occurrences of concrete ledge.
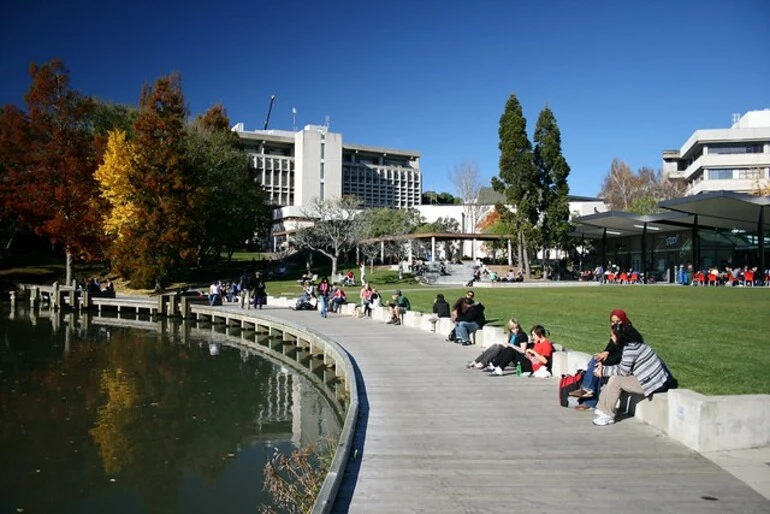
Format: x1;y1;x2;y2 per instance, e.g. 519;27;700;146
667;390;770;452
627;392;669;435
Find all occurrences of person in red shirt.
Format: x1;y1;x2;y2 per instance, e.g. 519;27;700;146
488;324;554;377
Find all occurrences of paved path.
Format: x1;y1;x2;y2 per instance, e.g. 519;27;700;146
232;306;770;513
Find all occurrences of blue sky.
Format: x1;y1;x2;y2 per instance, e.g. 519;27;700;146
2;0;768;197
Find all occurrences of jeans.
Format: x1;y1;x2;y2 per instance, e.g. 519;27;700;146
319;296;327;318
455;321;480;342
580;357;606;408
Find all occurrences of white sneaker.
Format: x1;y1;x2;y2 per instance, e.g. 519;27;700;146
486;363;495;372
592;410;615;426
493;366;503;376
532;367;551;378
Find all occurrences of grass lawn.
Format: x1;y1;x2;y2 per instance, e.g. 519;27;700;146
268;272;769;396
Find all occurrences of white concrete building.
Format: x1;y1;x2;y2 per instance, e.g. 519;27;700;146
662;109;770;195
234;123;421;209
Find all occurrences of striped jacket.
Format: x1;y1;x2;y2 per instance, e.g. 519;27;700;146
602;342;670;396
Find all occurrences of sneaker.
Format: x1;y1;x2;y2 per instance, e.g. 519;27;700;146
462;340;473;346
455;339;464;345
492;366;503;376
386;319;396;324
393;320;401;326
592;410;615;426
569;388;594;399
466;361;476;368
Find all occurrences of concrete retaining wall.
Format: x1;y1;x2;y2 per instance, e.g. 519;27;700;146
268;295;770;453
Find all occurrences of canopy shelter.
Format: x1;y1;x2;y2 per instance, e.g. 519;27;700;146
363;232;518;264
658;191;769;276
572;191;769;278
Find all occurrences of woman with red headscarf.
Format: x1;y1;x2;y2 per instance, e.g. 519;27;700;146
592;309;673;426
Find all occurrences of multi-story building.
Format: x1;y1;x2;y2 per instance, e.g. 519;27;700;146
234;123;421;209
662;109;770;195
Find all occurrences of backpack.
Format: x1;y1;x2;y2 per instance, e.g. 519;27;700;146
558;370;585;407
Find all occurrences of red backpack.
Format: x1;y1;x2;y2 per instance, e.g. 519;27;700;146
558;370;585;407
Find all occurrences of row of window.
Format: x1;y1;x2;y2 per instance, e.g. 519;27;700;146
706;168;768;180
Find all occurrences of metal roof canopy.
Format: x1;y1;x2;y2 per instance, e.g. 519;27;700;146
658;190;769;232
573;192;769;239
570;211;692;239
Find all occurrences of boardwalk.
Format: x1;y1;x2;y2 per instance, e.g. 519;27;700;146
201;304;769;513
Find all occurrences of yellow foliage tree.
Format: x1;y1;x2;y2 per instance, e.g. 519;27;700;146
89;368;137;475
94;130;140;241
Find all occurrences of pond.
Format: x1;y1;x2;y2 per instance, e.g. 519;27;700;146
0;304;343;514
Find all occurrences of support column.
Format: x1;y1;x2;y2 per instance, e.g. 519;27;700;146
507;239;513;266
641;223;648;284
431;237;436;263
602;228;608;270
759;206;765;284
380;240;385;263
472;239;477;260
692;214;699;270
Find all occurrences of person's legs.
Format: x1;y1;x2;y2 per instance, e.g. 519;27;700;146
596;375;645;420
477;345;504;366
455;321;470;342
319;296;327;318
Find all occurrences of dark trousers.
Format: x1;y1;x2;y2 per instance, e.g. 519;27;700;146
492;347;533;372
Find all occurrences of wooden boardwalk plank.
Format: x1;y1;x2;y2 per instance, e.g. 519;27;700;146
230;307;770;513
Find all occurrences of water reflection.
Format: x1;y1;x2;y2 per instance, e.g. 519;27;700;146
0;304;342;514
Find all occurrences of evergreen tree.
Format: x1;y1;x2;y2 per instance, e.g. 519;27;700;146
492;93;538;276
534;106;571;279
188;105;273;263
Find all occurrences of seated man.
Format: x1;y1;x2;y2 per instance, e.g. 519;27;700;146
386;290;411;325
454;296;485;346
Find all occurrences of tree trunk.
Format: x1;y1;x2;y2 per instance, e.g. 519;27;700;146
520;232;531;278
65;249;73;285
330;256;338;278
542;245;548;280
517;234;523;271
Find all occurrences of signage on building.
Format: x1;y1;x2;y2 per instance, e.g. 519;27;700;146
664;234;679;247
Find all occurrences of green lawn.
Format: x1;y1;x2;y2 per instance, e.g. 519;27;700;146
268;273;770;396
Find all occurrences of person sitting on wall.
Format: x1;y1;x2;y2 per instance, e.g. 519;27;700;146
329;287;348;313
439;261;449;276
386;290;411;325
591;309;675;426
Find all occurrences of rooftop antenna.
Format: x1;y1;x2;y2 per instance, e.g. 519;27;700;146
292;107;297;132
263;95;276;130
324;115;330;131
732;112;741;127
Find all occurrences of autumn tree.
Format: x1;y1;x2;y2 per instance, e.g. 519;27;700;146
533;106;572;278
109;73;203;288
292;197;363;278
599;159;686;213
187;105;272;263
94;130;140;244
493;93;538;277
0;60;106;283
449;161;483;233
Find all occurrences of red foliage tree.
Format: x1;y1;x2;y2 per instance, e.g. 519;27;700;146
0;60;106;283
109;72;205;288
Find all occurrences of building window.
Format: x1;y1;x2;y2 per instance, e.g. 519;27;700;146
707;169;733;180
737;169;762;179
